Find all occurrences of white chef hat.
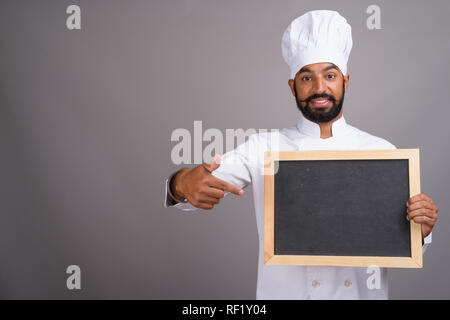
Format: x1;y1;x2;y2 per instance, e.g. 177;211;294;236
281;10;353;79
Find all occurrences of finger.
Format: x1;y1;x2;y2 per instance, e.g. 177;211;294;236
408;209;438;221
411;215;437;226
409;206;440;220
191;190;221;205
210;154;221;171
202;154;221;173
204;186;225;199
198;195;221;205
407;208;438;220
407;200;435;212
196;202;214;210
209;176;244;196
407;193;433;206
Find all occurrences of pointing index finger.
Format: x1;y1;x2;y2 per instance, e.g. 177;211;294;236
210;176;244;196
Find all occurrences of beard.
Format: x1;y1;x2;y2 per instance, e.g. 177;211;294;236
294;82;345;123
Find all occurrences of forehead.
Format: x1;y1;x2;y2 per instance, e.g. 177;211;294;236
301;62;338;72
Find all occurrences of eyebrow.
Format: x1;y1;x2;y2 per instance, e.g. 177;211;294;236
298;63;339;75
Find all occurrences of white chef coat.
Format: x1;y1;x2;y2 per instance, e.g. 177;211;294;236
164;114;432;300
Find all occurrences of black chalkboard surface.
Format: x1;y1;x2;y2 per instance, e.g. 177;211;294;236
274;159;410;257
264;150;423;268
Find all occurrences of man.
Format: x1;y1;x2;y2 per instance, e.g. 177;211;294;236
164;10;438;299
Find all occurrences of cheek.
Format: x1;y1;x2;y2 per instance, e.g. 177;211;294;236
296;84;312;99
331;84;344;98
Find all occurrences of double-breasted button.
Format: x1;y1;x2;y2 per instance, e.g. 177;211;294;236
344;279;352;287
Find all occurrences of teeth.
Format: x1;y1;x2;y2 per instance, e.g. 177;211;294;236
314;100;327;103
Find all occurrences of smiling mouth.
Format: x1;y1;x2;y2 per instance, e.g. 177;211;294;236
310;99;331;108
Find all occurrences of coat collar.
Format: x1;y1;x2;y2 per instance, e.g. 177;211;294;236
296;113;349;139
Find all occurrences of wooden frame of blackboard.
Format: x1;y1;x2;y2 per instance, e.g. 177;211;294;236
264;149;422;268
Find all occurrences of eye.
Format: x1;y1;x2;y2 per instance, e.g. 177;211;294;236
302;76;312;81
327;73;336;79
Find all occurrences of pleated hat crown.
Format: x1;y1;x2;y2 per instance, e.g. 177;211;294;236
282;10;353;79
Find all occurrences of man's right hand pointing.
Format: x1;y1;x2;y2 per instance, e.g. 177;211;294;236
170;155;244;210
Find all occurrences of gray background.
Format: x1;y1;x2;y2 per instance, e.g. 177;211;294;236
0;0;449;299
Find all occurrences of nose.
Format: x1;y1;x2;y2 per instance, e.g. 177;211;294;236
312;76;327;93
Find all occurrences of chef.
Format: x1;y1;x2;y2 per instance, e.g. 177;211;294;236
164;10;438;299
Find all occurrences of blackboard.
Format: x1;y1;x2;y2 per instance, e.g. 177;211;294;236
264;150;423;268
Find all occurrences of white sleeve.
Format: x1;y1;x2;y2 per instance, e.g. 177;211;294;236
210;134;257;190
422;233;432;254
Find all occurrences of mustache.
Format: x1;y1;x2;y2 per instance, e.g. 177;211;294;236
299;93;336;103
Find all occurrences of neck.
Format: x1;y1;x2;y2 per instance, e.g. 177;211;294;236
318;111;343;139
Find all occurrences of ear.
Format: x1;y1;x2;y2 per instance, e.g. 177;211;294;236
343;74;350;92
288;79;296;96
